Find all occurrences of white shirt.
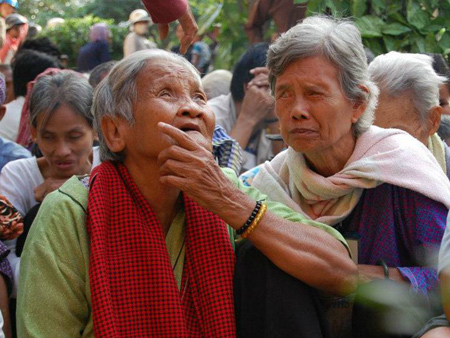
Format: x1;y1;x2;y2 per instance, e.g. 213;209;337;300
0;96;25;142
0;157;43;297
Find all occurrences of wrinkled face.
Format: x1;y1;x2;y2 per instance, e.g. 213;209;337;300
120;61;215;165
32;105;95;179
275;56;361;155
0;4;15;18
440;84;450;116
374;89;429;145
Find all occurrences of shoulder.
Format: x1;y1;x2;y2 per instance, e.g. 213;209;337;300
27;176;89;253
1;157;39;179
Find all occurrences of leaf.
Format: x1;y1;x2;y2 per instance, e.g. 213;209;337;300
425;32;440;52
410;34;426;53
293;0;309;3
351;0;366;17
407;0;430;30
438;32;450;51
355;15;385;38
389;12;409;26
371;0;387;16
382;35;396;51
363;38;385;55
306;0;327;14
386;2;403;16
382;23;411;35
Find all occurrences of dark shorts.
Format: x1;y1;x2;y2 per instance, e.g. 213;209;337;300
413;314;450;338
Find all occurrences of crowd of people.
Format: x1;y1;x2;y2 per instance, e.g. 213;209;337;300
0;0;448;337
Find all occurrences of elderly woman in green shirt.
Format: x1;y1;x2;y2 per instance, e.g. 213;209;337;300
17;49;356;337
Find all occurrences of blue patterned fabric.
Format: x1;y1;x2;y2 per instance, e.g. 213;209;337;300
338;183;446;297
212;125;242;175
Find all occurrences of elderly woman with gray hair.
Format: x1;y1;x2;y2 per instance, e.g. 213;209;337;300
17;49;355;337
242;15;450;336
369;52;449;175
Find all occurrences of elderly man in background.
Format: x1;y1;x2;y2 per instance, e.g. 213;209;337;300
369;52;449;178
123;9;156;57
208;43;283;172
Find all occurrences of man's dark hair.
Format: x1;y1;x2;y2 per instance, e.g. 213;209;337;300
89;61;117;88
230;42;269;102
18;37;62;60
11;50;60;98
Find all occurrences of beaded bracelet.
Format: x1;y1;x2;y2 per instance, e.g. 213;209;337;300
242;203;267;238
237;200;262;235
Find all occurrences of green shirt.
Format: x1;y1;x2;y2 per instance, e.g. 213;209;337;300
17;168;347;338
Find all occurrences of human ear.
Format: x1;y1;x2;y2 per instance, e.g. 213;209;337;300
428;105;443;136
0;105;5;121
351;85;370;123
30;125;37;142
100;116;128;153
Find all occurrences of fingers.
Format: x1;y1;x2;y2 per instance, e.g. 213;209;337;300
157;122;199;151
250;67;269;76
157;23;169;40
178;6;198;54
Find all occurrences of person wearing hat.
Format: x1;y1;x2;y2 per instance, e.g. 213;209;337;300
0;13;27;64
0;0;17;48
123;9;157;57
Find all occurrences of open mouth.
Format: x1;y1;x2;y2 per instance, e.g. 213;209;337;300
179;124;201;133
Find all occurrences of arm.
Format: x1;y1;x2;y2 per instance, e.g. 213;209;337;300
17;186;91;337
157;123;358;296
231;69;275;151
141;0;197;55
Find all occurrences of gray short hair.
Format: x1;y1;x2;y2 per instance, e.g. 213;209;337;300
93;49;201;162
267;15;379;137
30;71;93;129
368;52;447;121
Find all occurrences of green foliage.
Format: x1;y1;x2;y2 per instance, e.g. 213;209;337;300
80;0;144;23
17;0;88;26
21;0;450;72
40;16;128;68
301;0;450;58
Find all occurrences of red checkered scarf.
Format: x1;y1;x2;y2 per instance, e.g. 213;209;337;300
87;161;236;337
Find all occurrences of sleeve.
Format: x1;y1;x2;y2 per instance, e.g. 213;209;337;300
221;167;350;253
395;189;447;297
17;190;91;337
439;213;450;273
142;0;188;24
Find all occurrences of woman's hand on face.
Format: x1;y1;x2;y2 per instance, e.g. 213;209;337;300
34;178;68;203
157;122;248;215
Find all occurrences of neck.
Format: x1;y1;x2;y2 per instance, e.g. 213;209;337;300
124;158;181;236
304;132;357;177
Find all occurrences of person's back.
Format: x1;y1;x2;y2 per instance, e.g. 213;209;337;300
77;23;111;72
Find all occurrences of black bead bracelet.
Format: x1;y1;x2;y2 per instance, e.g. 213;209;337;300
237;200;262;235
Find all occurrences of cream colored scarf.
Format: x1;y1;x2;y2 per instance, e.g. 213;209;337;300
252;126;450;225
428;133;447;175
